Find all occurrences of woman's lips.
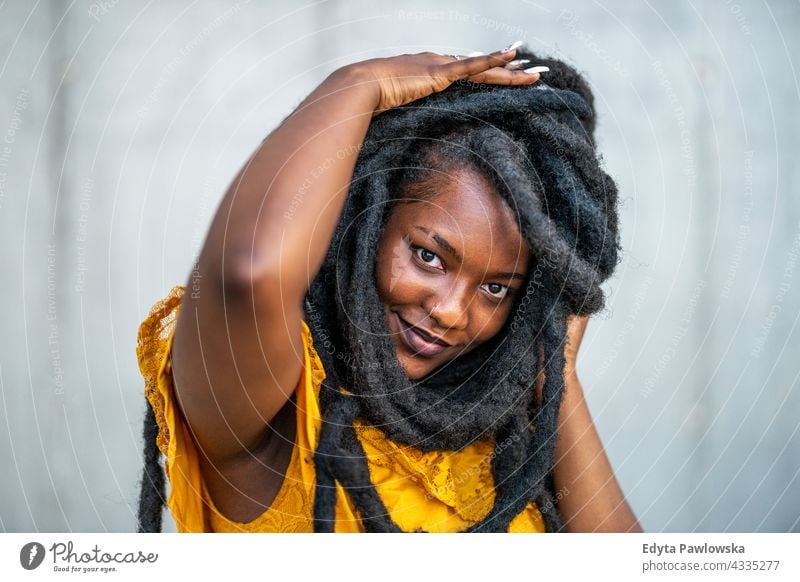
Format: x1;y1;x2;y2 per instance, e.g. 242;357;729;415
395;314;450;358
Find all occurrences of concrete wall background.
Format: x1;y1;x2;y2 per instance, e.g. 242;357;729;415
0;0;797;532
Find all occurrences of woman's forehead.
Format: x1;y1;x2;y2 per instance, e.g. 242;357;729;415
391;172;530;268
399;169;522;232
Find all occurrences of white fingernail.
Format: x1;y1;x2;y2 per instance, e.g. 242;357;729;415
523;66;549;74
466;51;484;57
507;59;531;67
501;40;523;53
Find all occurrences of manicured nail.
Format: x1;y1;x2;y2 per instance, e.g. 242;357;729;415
501;40;523;53
506;59;531;68
466;51;484;57
523;65;549;74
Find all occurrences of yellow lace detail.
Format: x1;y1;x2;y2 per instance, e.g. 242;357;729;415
136;285;545;533
354;421;493;518
136;284;185;457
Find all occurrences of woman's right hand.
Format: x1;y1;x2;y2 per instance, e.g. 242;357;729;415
337;45;544;115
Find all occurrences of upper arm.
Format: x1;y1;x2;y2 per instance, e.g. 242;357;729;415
170;271;305;465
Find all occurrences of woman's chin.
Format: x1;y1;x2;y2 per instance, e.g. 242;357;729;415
394;349;434;381
396;353;421;380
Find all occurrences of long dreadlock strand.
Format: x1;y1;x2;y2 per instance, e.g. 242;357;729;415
137;404;165;533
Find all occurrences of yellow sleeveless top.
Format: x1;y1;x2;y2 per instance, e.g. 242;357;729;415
136;285;545;533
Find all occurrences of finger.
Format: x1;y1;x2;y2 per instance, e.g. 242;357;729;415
469;62;549;86
467;67;544;86
443;48;519;78
505;59;531;70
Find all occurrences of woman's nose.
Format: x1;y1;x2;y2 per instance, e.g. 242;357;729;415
426;283;469;331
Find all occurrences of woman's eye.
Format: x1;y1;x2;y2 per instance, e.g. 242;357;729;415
483;282;510;300
412;247;443;270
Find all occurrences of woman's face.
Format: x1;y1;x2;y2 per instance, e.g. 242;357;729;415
375;167;531;380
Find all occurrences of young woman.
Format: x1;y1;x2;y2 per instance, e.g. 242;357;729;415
136;42;642;533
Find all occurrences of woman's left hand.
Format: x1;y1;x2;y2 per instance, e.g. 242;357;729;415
564;314;590;380
535;313;590;402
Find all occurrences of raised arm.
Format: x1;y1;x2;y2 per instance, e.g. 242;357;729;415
170;66;378;466
169;48;542;467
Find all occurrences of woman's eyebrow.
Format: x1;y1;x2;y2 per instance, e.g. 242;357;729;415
413;225;526;280
414;226;463;262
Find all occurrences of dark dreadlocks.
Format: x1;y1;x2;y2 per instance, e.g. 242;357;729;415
137;49;621;533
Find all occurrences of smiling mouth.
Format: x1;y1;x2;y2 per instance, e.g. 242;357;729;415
395;314;451;358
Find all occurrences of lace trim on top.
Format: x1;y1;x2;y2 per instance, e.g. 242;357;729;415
136;284;184;457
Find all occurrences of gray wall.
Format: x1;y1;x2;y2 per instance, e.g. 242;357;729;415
1;0;797;532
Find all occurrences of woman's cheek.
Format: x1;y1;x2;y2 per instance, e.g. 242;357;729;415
386;244;415;294
377;238;416;300
390;264;436;306
472;304;511;342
